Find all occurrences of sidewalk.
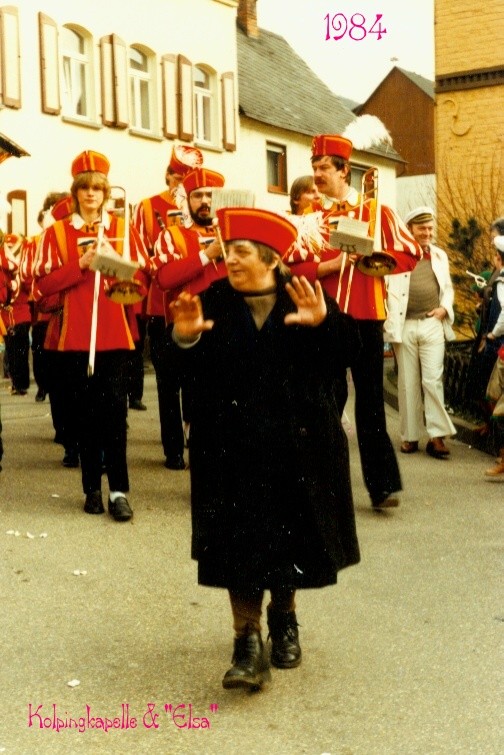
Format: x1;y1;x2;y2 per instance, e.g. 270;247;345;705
383;356;492;455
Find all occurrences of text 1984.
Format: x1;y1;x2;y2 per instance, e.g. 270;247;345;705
324;13;387;42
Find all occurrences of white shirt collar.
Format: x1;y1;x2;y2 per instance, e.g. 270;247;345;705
71;211;111;230
320;186;359;209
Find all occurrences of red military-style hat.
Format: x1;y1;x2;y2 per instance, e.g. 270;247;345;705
182;168;225;195
51;195;74;221
216;207;297;255
311;134;353;161
168;145;203;176
71;150;110;177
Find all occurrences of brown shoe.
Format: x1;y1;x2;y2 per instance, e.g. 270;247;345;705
400;440;419;454
426;437;450;458
485;460;504;477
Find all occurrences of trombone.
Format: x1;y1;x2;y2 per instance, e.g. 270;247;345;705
332;167;396;312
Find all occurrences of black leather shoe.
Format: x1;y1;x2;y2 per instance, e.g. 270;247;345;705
267;607;302;669
372;493;400;509
84;491;104;515
222;631;271;690
164;455;186;470
108;495;133;521
35;388;47;402
129;399;147;411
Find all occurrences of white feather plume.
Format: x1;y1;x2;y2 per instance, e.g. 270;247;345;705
343;115;393;150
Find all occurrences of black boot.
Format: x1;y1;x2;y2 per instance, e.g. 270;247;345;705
222;630;271;690
267;606;302;669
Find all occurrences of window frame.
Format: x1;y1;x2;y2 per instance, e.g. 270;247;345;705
128;44;158;136
60;24;95;123
266;142;287;194
7;190;27;236
349;163;367;194
193;64;219;147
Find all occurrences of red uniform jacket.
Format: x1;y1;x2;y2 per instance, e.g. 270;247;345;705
152;223;226;323
133;190;181;317
0;234;31;333
286;192;422;320
33;212;150;352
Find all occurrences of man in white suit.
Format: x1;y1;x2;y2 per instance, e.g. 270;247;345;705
384;207;456;458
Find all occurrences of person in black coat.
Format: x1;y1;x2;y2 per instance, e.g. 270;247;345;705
171;207;360;692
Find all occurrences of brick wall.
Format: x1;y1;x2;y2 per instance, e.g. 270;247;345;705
435;0;504;75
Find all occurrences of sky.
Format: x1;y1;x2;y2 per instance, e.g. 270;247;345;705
257;0;435;104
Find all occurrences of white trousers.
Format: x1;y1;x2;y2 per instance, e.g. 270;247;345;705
393;317;456;442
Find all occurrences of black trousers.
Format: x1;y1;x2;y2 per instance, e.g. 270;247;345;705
50;350;130;495
127;315;146;403
338;319;402;503
4;322;30;391
31;321;50;394
148;316;184;461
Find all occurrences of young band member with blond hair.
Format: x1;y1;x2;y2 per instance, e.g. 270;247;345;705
33;150;150;521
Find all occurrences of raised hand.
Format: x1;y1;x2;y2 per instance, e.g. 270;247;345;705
284;276;327;327
169;291;214;341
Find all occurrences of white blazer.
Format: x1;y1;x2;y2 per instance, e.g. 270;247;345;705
383;244;456;343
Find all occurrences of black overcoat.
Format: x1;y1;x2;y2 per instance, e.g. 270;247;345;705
181;278;360;591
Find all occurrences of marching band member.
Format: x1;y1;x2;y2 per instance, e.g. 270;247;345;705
0;232;31;395
21;193;70;404
286;134;422;510
133;146;203;466
0;234;10;471
150;167;227;469
33;150;150;521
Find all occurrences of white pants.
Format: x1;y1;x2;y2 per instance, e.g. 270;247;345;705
393;317;456;442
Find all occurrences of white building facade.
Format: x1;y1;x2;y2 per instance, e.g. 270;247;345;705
0;0;402;236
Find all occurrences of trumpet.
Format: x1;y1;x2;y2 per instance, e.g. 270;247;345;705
90;186;144;305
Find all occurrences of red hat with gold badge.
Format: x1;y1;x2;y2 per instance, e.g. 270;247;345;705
216;207;297;255
168;145;204;176
182;168;225;195
311;134;353;161
71;150;110;177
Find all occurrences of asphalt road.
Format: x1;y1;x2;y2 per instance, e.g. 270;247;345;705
0;366;502;754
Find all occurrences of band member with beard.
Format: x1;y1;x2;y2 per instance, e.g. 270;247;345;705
150;168;226;467
132;146;203;423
